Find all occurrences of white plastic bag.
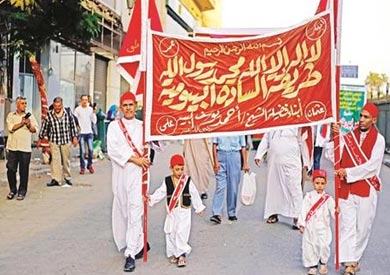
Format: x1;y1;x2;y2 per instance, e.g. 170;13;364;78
240;172;256;206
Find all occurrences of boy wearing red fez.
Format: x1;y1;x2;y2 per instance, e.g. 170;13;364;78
297;169;336;275
333;102;385;275
149;154;205;268
107;91;151;272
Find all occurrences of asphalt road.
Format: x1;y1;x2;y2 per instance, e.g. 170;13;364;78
0;142;389;275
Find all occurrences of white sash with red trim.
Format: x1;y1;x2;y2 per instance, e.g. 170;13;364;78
118;118;142;157
164;174;188;234
305;193;330;223
341;131;381;191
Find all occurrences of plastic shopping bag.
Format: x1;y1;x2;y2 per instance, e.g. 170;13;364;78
240;172;256;206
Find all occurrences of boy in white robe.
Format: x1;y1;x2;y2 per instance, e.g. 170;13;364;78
297;169;336;275
149;154;205;267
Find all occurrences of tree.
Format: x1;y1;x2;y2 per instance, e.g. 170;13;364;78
0;0;100;120
364;72;388;100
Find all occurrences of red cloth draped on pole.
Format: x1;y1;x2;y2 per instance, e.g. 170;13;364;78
316;0;342;270
117;0;163;262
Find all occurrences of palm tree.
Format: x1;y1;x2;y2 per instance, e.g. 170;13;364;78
0;0;100;121
365;72;387;100
380;73;388;98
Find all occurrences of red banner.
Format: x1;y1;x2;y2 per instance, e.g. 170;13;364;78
146;12;335;140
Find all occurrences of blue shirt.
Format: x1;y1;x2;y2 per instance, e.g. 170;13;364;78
213;136;246;151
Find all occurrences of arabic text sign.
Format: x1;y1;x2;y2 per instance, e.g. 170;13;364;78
339;84;366;134
146;12;334;140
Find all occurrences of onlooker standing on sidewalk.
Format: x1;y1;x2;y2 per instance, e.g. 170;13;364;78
38;96;78;187
107;91;150;272
74;94;97;174
210;136;249;224
5;96;38;200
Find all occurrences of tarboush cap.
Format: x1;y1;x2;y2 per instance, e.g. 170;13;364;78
312;169;327;180
362;103;379;118
120;91;136;105
170;154;185;167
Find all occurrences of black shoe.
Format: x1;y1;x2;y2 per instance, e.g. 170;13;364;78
135;242;151;260
210;215;221;224
64;179;73;186
292;218;299;230
47;179;60;187
228;216;238;221
124;256;135;272
201;193;208;200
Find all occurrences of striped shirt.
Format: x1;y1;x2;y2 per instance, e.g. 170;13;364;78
39;108;78;145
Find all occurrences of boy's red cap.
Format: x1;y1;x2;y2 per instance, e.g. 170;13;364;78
170;154;185;167
362;103;379;118
312;169;327;179
120;91;136;105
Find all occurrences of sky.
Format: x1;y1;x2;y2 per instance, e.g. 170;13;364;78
221;0;390;86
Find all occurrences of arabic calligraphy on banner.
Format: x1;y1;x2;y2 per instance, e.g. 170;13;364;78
146;12;334;140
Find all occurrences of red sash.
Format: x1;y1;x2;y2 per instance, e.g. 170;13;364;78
167;175;188;213
305;193;330;223
341;129;381;192
118;118;142;157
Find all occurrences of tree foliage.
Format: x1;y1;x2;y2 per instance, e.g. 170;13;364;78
365;71;389;99
0;0;101;56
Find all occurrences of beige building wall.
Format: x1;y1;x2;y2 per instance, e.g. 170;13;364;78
179;0;222;27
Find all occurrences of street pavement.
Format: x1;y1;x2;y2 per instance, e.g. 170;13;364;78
0;142;389;275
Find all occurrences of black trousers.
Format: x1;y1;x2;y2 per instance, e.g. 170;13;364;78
6;150;32;196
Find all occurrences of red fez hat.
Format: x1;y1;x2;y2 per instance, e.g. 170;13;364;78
312;169;327;180
170;154;185;167
120;91;136;105
362;103;379;118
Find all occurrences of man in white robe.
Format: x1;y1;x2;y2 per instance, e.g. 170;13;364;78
183;138;214;199
334;103;385;275
107;91;150;272
254;128;303;228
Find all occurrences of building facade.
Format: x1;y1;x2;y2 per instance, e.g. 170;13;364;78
0;0;221;138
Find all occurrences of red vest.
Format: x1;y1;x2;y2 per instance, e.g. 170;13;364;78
339;127;378;199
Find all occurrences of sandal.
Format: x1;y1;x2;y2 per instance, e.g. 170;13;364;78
7;192;16;200
266;214;278;224
177;255;186;267
319;263;328;274
343;265;355;275
307;267;317;275
16;194;25;201
169;256;178;264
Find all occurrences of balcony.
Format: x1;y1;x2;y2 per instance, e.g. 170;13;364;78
193;0;215;11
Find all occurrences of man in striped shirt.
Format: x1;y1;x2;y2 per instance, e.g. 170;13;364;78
39;96;79;187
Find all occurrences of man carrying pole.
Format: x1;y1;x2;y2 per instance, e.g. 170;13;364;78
334;103;385;275
107;91;151;272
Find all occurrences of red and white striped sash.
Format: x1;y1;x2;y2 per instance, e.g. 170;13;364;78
342;131;381;191
118;118;142;158
167;175;187;213
305;193;330;223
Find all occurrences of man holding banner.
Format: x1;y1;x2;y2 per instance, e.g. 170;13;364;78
334;103;385;275
107;92;151;272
